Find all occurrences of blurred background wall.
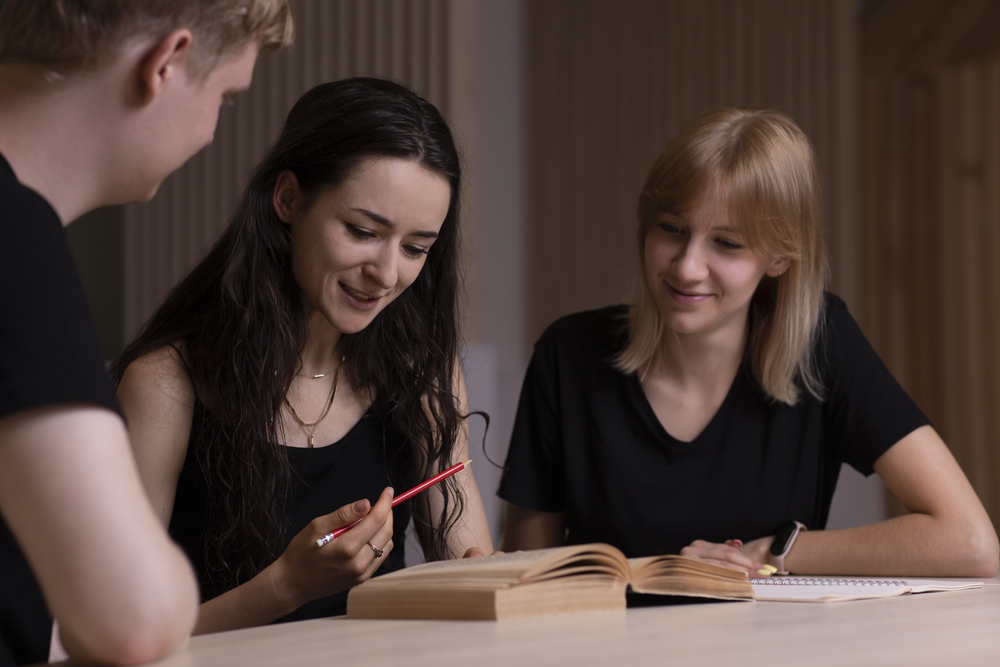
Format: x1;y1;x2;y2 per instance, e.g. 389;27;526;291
68;0;1000;553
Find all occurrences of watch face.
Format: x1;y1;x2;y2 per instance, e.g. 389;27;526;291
770;521;799;556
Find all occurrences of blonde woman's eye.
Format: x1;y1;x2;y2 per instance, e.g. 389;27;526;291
716;238;743;250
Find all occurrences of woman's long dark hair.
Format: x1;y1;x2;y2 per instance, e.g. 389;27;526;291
111;77;465;596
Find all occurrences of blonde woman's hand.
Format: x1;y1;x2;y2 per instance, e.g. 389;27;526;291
679;538;770;577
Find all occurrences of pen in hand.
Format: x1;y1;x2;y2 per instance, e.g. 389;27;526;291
316;459;472;547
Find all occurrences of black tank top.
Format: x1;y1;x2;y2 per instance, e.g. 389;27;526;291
168;399;413;620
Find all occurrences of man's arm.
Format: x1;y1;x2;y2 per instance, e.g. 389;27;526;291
0;405;198;665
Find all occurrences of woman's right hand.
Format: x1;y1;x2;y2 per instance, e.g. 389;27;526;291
268;486;395;608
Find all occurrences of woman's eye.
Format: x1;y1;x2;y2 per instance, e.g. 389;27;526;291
403;244;429;258
658;223;684;235
346;224;376;240
716;238;743;251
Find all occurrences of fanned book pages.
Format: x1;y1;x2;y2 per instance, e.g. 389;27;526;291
749;576;983;602
347;543;752;620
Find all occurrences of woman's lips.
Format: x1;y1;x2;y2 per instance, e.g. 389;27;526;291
340;283;382;310
667;283;711;304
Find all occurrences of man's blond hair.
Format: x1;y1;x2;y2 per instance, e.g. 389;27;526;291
0;0;294;78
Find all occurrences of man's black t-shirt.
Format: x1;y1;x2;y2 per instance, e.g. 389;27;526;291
498;294;930;558
0;153;120;666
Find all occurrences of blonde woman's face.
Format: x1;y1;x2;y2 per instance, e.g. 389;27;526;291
644;197;789;342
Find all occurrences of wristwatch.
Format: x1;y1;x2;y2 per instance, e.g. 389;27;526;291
767;520;807;575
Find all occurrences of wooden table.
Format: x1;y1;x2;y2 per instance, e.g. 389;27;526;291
112;577;1000;666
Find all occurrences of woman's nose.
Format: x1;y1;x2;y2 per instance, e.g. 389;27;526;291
673;240;709;282
363;243;398;289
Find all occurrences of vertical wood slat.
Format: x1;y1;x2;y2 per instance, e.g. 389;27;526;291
984;60;1000;515
123;0;466;339
525;0;858;343
860;0;1000;526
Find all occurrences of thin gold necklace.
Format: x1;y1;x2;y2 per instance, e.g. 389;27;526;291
284;357;343;448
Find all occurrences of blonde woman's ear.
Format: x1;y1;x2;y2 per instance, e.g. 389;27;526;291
766;257;791;278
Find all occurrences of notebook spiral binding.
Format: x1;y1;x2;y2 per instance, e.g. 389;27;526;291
748;578;907;586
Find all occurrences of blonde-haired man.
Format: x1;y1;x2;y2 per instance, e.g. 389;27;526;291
0;2;292;665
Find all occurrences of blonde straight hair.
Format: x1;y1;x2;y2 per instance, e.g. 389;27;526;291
615;108;829;405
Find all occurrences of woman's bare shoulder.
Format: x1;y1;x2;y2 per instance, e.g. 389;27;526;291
117;345;195;413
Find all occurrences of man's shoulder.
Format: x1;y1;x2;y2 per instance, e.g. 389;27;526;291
0;151;61;235
0;152;117;421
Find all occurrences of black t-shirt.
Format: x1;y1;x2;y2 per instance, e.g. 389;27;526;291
0;153;120;666
498;294;930;558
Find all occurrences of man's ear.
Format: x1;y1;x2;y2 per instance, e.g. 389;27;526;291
766;256;791;278
138;29;194;106
273;170;301;223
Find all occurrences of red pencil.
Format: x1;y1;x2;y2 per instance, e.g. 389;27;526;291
315;459;472;547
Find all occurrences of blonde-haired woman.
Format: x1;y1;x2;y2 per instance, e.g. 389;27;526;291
499;108;998;577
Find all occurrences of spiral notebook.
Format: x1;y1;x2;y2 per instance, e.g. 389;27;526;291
749;576;982;602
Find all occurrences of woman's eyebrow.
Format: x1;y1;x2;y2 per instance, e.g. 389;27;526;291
351;207;395;228
350;207;439;239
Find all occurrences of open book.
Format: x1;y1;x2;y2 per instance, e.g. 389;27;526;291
347;543;752;620
750;576;982;602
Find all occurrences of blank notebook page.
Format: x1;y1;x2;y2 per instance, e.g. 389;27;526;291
749;577;982;602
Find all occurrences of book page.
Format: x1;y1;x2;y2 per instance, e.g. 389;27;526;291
626;555;753;600
364;544;629;587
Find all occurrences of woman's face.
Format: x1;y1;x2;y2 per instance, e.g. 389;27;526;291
644;196;789;342
275;156;451;335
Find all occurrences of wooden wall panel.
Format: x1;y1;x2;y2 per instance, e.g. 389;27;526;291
524;0;858;342
123;0;468;338
860;0;1000;524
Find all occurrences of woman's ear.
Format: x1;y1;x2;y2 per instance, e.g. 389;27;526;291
273;170;301;223
766;256;791;278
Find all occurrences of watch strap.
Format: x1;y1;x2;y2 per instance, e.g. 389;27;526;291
767;520;807;575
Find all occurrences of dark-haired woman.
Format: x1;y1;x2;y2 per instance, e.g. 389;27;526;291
113;78;493;634
499;108;998;578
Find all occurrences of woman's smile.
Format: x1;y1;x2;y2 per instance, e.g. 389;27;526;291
666;282;712;304
339;282;381;309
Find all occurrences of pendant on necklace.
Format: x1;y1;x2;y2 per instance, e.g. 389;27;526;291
308;434;315;448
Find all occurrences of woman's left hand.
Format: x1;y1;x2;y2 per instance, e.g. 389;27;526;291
679;538;771;576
